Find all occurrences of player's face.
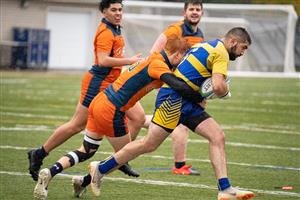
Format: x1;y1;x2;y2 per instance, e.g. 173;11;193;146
171;51;185;69
228;41;249;61
184;4;203;26
103;3;123;26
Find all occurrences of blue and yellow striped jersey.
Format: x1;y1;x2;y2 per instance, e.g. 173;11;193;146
165;39;229;91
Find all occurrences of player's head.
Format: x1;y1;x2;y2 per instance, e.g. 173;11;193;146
183;0;203;26
164;34;190;68
99;0;123;26
224;27;251;61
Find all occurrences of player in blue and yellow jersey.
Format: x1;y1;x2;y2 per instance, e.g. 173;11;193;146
87;27;255;200
29;0;143;190
146;0;204;176
33;35;206;200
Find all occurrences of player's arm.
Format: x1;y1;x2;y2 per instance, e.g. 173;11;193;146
212;73;230;98
97;52;142;67
160;73;204;103
150;33;168;54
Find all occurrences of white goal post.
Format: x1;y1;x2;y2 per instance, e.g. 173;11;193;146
122;1;298;73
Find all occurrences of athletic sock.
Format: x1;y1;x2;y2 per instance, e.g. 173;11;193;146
36;146;48;160
81;174;91;187
98;156;119;174
175;161;185;169
49;162;63;177
218;177;231;191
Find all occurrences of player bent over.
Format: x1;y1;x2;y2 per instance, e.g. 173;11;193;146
85;27;255;200
33;35;207;200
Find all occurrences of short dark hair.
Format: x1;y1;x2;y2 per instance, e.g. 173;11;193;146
184;0;203;10
99;0;123;13
225;27;252;45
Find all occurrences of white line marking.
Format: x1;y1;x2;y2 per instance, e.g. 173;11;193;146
1;145;299;171
0;112;68;120
0;171;299;197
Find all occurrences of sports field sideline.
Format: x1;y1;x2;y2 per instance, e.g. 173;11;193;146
0;70;299;200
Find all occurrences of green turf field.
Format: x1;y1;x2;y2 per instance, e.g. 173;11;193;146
0;71;299;200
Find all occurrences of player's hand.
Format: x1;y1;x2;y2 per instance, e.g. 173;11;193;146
129;53;143;64
198;99;207;108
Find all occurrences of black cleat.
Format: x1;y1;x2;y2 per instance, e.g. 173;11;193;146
118;163;140;177
27;149;43;181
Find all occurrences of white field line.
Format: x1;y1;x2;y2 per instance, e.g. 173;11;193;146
1;145;299;171
0;171;299;198
0;112;68;120
1;124;299;151
208;105;299;116
164;138;300;152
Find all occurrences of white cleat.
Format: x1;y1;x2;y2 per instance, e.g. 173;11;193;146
72;176;87;198
88;161;104;197
33;168;52;200
218;187;255;200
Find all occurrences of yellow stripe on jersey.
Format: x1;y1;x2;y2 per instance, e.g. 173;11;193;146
173;69;199;90
186;54;211;78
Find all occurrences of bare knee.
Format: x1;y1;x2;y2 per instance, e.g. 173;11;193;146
142;139;159;153
210;130;225;145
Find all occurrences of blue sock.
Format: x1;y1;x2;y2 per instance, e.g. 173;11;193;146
98;156;119;174
218;178;231;191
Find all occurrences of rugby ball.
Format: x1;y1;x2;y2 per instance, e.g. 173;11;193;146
200;77;230;99
200;77;216;99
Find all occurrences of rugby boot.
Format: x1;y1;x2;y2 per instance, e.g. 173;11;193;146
218;187;255;200
89;161;104;197
33;168;52;200
28;148;43;181
72;176;87;198
118;162;140;177
172;165;200;176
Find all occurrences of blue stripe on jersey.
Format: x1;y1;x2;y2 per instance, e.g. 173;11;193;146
207;39;220;48
192;47;209;69
177;48;210;87
177;60;205;87
82;66;112;107
104;67;153;108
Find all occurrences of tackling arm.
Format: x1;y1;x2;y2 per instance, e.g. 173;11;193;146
160;73;204;103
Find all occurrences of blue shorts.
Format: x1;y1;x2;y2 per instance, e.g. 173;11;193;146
152;87;210;132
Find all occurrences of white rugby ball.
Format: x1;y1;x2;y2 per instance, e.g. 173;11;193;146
200;77;216;99
200;77;230;99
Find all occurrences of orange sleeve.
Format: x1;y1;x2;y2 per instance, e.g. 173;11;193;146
163;23;182;38
148;59;172;80
95;28;114;53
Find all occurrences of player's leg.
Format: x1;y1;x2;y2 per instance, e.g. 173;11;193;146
34;130;102;200
142;114;153;128
28;102;88;181
88;123;170;196
125;101;146;140
185;113;254;200
171;124;200;175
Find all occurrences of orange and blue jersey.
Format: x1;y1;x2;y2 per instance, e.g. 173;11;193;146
80;18;125;107
86;51;173;137
103;51;173;111
163;19;204;46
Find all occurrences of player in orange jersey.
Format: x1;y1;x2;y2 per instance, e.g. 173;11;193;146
28;0;143;184
145;0;204;176
33;35;206;200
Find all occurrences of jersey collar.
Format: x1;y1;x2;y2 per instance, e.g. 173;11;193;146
161;50;173;70
102;18;121;34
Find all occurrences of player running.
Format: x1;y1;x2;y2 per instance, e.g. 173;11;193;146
33;34;206;200
86;27;254;200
